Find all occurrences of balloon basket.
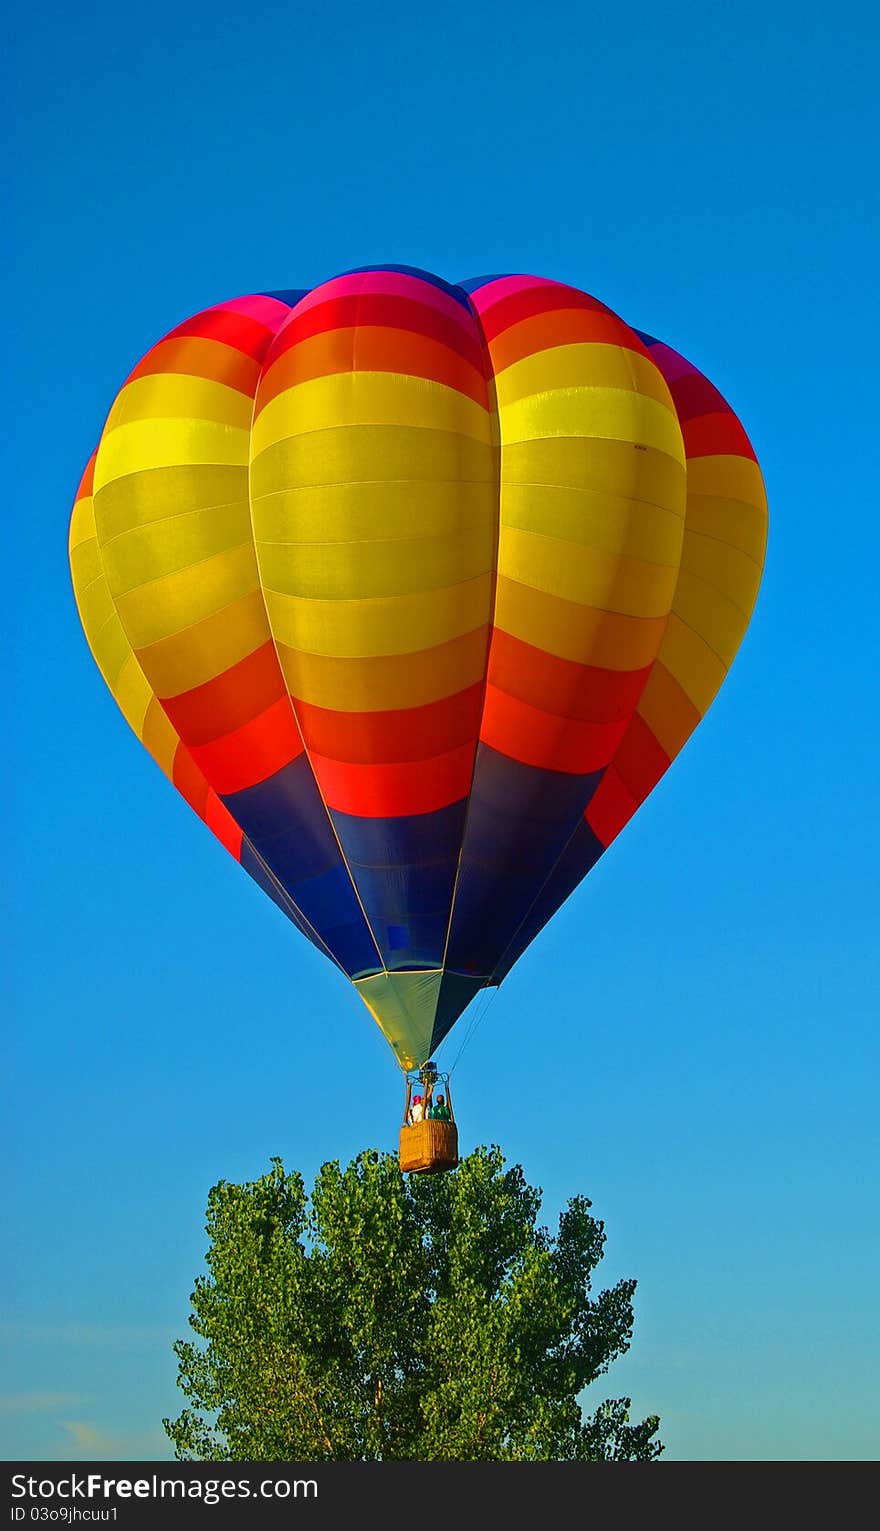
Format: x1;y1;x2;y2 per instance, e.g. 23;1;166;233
399;1119;459;1174
399;1061;458;1172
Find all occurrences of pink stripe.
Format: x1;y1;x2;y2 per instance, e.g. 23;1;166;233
643;340;696;383
467;274;559;310
289;271;474;335
217;294;296;327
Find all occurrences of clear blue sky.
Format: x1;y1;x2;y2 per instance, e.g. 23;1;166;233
4;0;878;1463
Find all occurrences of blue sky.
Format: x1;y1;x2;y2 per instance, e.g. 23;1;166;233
4;0;878;1463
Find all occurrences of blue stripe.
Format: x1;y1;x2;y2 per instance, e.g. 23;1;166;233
492;816;605;983
261;289;309;307
330;802;467;971
457;274;513;293
240;840;324;944
223;758;381;980
444;746;603;977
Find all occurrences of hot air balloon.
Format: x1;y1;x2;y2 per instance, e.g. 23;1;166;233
68;266;767;1173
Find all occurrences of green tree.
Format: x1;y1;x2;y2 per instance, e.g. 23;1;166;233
164;1147;661;1461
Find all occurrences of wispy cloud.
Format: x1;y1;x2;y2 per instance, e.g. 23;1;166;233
0;1392;90;1415
59;1420;171;1460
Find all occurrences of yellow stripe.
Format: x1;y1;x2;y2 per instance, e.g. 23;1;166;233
68;506;131;694
658;613;727;713
113;542;260;649
686;454;768;511
67;492;195;790
264;574;494;659
276;628;489;711
501;436;685;507
498;387;685;461
105;374;254;432
75;576;116;637
494;575;667;670
493;343;675;411
94;465;248;540
253;478;494;546
94;418;250;489
251;372;492;458
499;525;678;619
89;612;134;690
135;588;270;697
113;653;153;734
257;517;495;602
679;531;763;615
69;498;96;551
686;493;768;562
70;537;102;592
141;697;179;778
502;483;684;565
669;571;748;668
251;427;494;495
99;501;254;598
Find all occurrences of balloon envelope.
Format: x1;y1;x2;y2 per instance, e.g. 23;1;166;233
69;267;767;1070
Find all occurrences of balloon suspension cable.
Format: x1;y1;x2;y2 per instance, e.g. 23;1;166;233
443;981;501;1077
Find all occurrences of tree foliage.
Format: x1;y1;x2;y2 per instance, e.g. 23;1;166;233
164;1147;662;1461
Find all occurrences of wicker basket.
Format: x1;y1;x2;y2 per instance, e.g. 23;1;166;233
399;1119;459;1173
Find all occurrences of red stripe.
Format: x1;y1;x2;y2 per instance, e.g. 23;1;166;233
171;743;244;856
475;281;641;347
267;293;486;374
488;630;650;723
313;742;474;816
481;685;629;773
189;695;304;795
162;307;279;362
295;684;484;765
666;371;730;421
161;642;287;746
682;412;756;461
612;712;671;802
585;767;640;847
204;790;244;859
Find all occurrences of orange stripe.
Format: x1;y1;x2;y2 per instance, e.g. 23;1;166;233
128;337;262;396
586;768;639;847
189;695;304;795
172;742;211;817
294;684;484;765
481;685;629;773
487;309;647;373
256;326;489;413
636;661;702;759
162;642;286;747
312;742;474;817
488;629;650;723
75;451;97;501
